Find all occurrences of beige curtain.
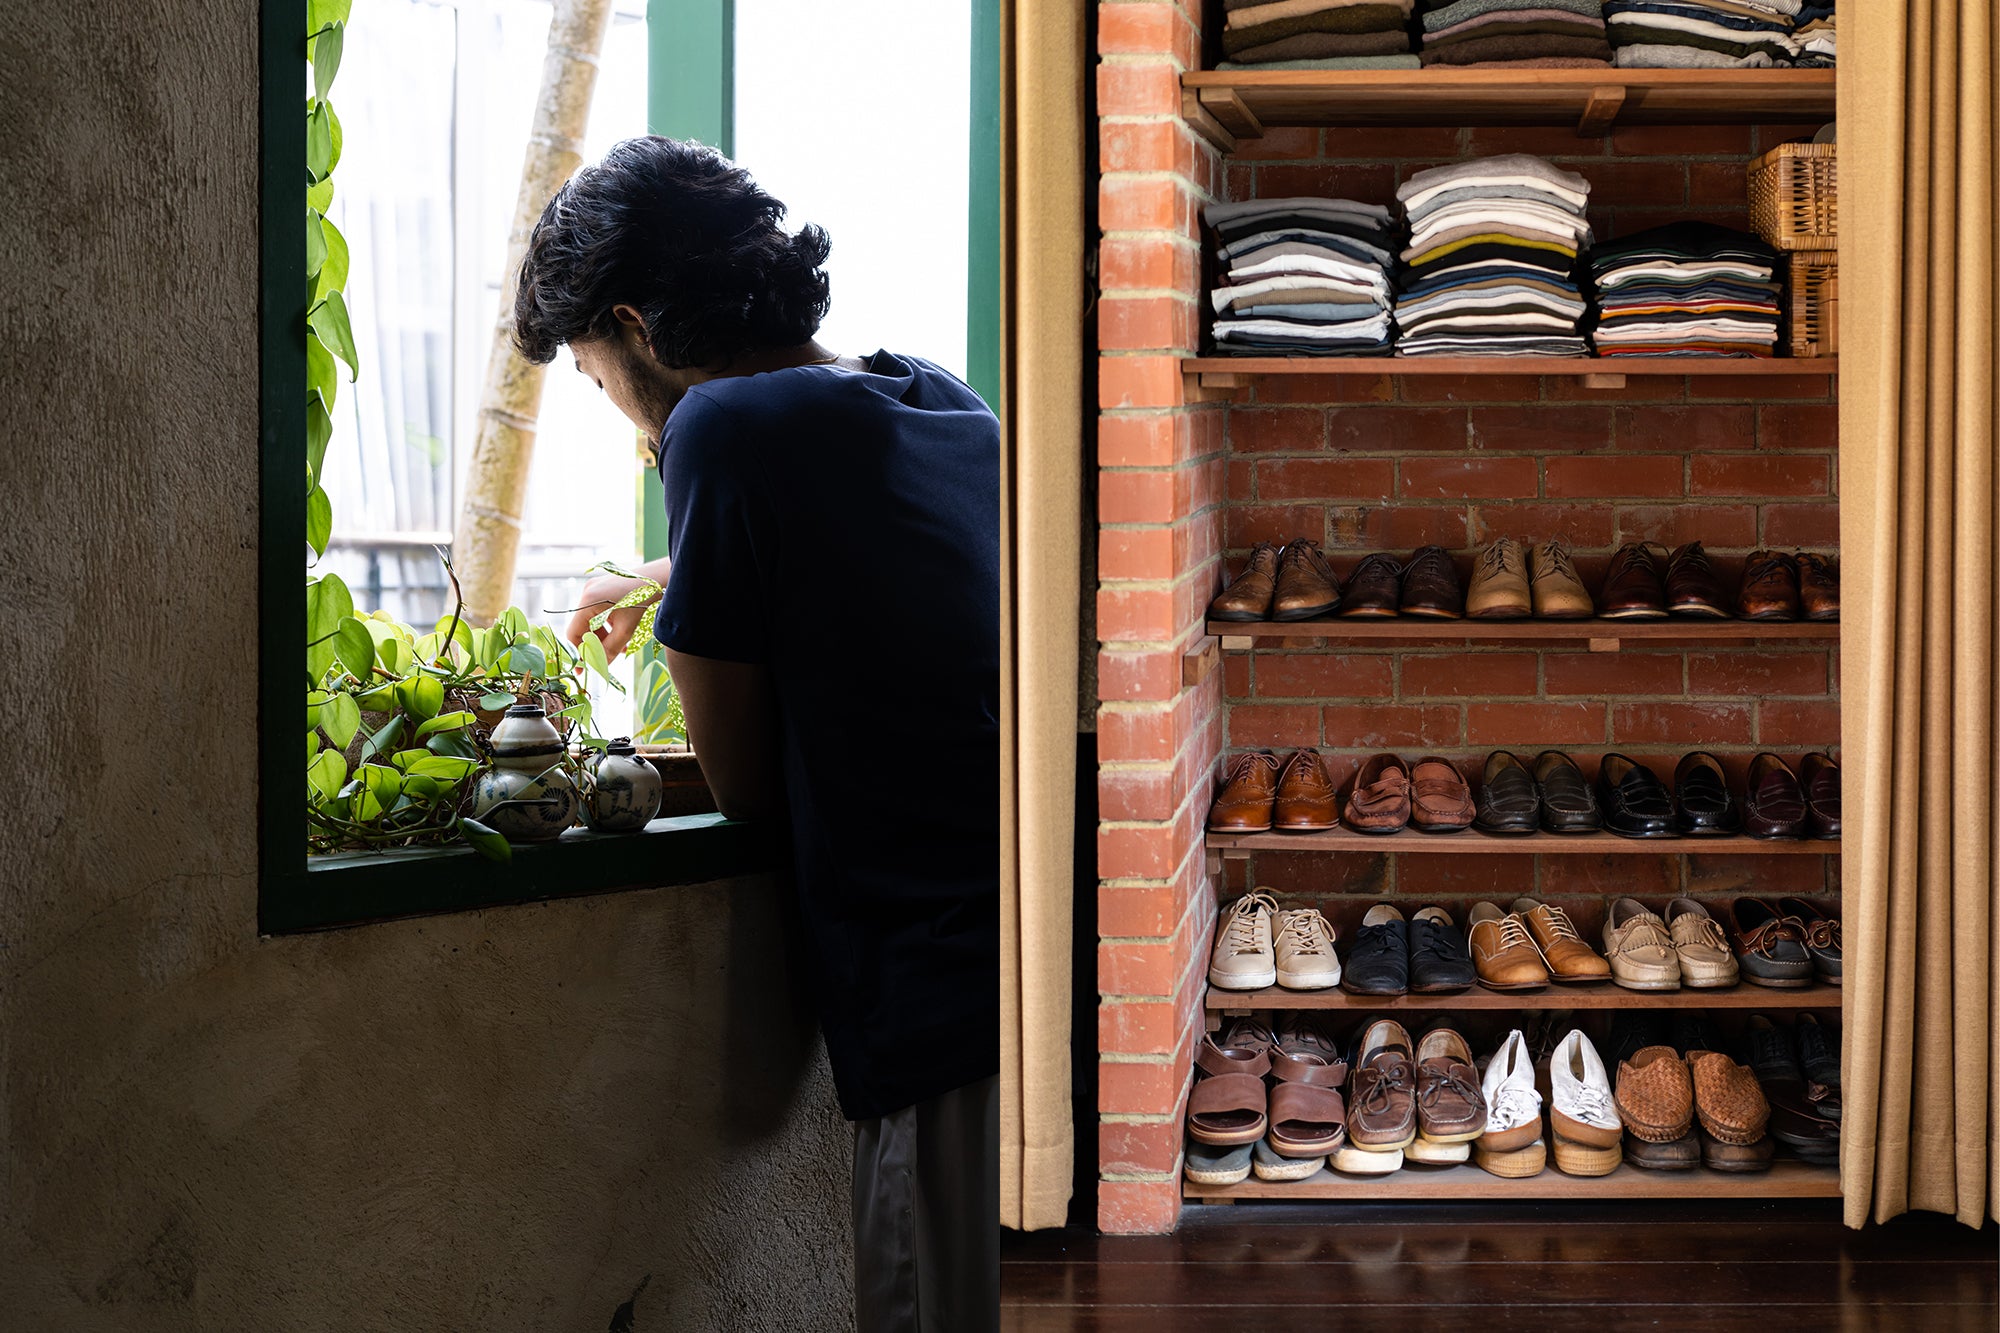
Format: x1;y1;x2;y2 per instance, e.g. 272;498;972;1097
1839;1;1999;1228
997;0;1085;1231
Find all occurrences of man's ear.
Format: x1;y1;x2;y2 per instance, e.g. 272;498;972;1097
611;303;647;331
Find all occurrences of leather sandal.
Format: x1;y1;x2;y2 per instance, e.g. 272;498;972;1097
1187;1023;1273;1146
1266;1080;1347;1157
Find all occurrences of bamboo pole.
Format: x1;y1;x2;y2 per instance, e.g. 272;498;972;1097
455;0;615;626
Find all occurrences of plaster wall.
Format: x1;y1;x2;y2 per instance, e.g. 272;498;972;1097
0;5;853;1329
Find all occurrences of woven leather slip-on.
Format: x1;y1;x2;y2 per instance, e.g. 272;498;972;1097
1615;1045;1694;1143
1685;1049;1771;1146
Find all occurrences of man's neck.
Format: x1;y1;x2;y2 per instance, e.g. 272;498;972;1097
702;341;857;381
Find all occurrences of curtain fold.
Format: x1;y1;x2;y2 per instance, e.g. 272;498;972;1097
1839;0;1999;1229
998;0;1085;1231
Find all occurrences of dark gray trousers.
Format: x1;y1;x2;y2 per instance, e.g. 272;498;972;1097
851;1074;999;1333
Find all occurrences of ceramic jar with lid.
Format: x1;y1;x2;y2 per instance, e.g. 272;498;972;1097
583;737;664;833
466;702;579;842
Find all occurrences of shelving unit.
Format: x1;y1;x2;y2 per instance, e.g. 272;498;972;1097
1207;829;1838;857
1203;619;1839;655
1186;356;1837;397
1184;1159;1839;1202
1205;982;1842;1014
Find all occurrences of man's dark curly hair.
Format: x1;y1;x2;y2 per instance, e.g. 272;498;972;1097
512;136;832;369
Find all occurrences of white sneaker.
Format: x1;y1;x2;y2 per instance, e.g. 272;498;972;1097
1548;1028;1623;1148
1479;1028;1542;1153
1274;908;1342;990
1208;890;1278;990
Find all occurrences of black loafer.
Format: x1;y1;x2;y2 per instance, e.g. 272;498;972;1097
1532;749;1602;833
1597;753;1674;839
1673;751;1740;835
1341;903;1409;996
1473;750;1539;835
1408;906;1476;994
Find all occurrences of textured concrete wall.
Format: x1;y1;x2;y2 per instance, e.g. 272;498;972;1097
0;5;853;1329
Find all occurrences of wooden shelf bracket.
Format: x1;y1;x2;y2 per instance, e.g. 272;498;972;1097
1578;84;1628;135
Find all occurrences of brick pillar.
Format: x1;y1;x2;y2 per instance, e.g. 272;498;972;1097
1092;0;1220;1236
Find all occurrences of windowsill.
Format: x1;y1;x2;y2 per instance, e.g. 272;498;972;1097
263;812;782;935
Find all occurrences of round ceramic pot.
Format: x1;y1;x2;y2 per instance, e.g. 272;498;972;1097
583;737;664;833
468;702;578;843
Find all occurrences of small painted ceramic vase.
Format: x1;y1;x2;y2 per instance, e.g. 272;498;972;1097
466;702;579;843
583;737;663;833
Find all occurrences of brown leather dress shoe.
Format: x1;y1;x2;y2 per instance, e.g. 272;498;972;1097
1796;552;1839;621
1598;542;1670;619
1800;752;1841;839
1209;542;1280;622
1467;902;1550;990
1273;748;1339;831
1664;541;1731;618
1530;539;1594;619
1409;756;1475;833
1401;546;1464;618
1738;549;1802;620
1270;539;1342;621
1511;897;1612;983
1339;551;1403;618
1465;538;1531;619
1208;751;1281;833
1343;753;1412;833
1743;752;1808;838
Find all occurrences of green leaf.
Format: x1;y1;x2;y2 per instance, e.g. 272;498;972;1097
308;175;334;213
355;682;398;713
305;572;352;682
397;674;444;722
307;333;337;415
401;773;443;803
458;817;512;863
326;102;343;176
306;206;327;279
306;394;333;484
333;617;375;682
322;691;362;749
311;20;344;100
388;747;432;772
306;483;332;558
376;633;413;678
307;101;333;180
504;640;546;679
579;631;612;683
407;755;478;781
307;732;320;765
316;215;350;304
496;607;529;639
359;713;405;764
414;710;474;741
307;749;349;804
478;690;516;712
309;290;359;381
427;732;481;760
309;0;353;32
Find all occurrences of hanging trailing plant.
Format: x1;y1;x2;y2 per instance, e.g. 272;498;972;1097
305;0;353;558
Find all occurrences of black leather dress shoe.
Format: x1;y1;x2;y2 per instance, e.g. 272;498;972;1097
1473;750;1539;835
1340;903;1409;996
1532;750;1602;834
1597;753;1674;839
1408;906;1476;993
1673;751;1739;835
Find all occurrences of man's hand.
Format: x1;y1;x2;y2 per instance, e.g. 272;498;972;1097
564;557;672;660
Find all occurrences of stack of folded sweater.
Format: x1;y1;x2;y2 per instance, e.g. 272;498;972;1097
1792;2;1834;66
1417;0;1613;68
1586;222;1783;357
1218;0;1417;68
1604;0;1803;68
1205;196;1400;355
1393;154;1593;357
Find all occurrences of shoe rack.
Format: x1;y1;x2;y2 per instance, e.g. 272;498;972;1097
1183;67;1842;1206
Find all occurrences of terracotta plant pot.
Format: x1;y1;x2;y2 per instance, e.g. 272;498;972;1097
635;745;716;819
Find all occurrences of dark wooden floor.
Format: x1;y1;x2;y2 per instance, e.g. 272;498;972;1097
1001;1201;1999;1332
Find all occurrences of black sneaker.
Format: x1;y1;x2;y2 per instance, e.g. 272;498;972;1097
1409;906;1476;993
1795;1013;1842;1122
1341;903;1409;996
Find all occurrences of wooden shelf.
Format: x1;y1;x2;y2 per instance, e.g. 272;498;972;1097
1182;1158;1839;1201
1187;356;1836;396
1208;829;1839;856
1181;69;1836;149
1209;618;1838;653
1205;981;1843;1013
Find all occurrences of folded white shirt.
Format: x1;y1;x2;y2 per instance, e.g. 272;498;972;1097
1227;250;1393;290
1213;273;1389;311
1216;313;1392;340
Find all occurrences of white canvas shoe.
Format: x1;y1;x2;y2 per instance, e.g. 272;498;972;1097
1208;890;1279;990
1549;1028;1623;1148
1479;1028;1543;1153
1274;907;1342;990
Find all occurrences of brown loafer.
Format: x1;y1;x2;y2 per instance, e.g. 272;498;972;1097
1409;756;1475;833
1598;541;1670;619
1685;1049;1771;1146
1339;552;1402;617
1348;1019;1419;1151
1270;539;1342;621
1414;1028;1487;1144
1664;541;1732;618
1208;751;1280;833
1738;549;1802;620
1801;752;1841;839
1796;551;1839;621
1274;748;1339;832
1400;545;1464;618
1209;542;1280;622
1344;753;1412;834
1743;752;1808;839
1615;1045;1695;1143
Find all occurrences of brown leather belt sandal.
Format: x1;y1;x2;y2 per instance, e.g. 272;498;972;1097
1187;1024;1273;1146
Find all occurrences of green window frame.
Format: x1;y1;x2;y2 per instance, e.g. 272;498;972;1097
261;1;1000;932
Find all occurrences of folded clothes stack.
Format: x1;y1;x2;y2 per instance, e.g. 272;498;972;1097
1217;0;1418;69
1205;196;1400;355
1791;1;1834;67
1587;222;1782;358
1416;0;1613;69
1393;154;1593;358
1604;0;1804;69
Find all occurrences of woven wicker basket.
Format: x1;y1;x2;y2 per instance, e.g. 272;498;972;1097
1749;140;1837;250
1787;250;1838;358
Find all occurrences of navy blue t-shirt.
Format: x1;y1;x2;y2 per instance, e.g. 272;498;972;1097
654;350;1000;1120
